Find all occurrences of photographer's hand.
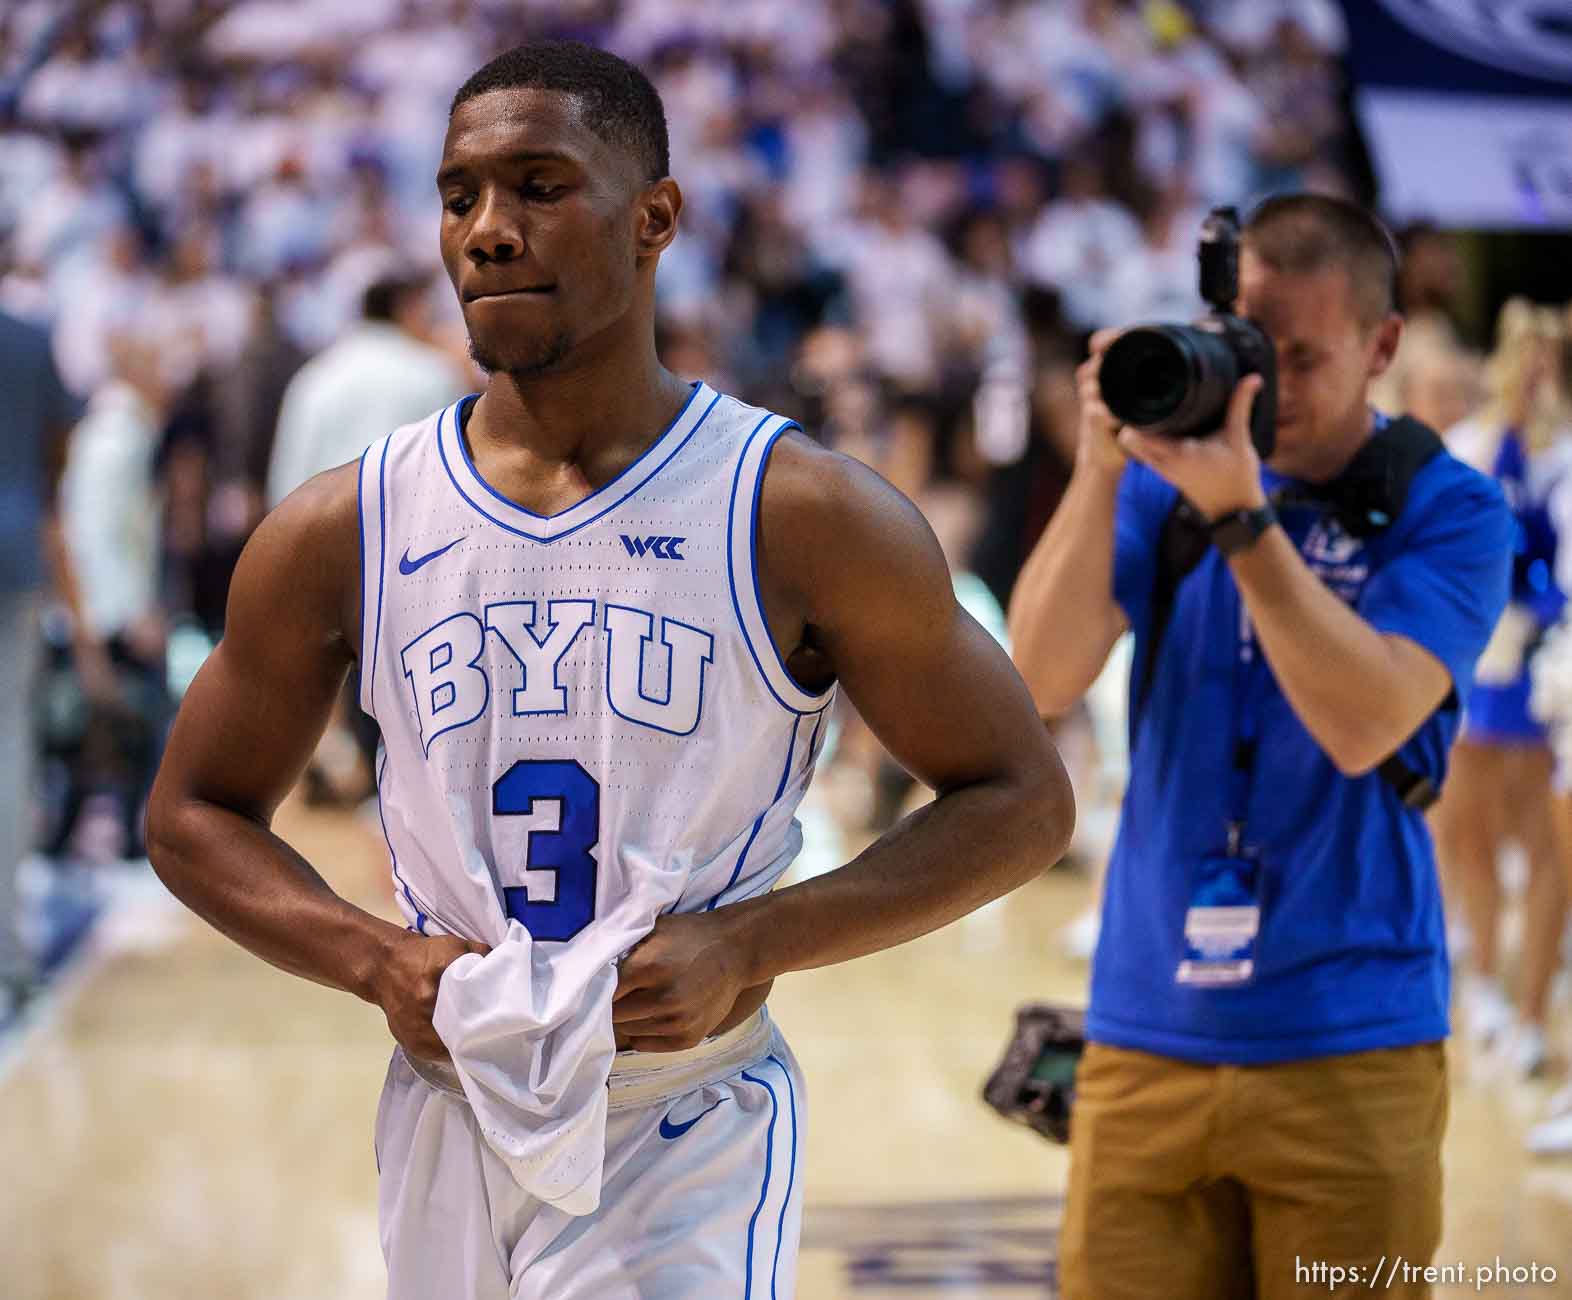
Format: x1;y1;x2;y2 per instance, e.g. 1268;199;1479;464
1078;329;1132;474
1118;375;1267;519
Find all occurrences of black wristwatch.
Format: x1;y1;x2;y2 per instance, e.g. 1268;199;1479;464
1208;503;1279;556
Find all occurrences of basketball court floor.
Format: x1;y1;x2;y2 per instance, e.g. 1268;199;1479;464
3;779;1571;1299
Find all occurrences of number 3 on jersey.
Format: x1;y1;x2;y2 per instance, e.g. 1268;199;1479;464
493;759;599;941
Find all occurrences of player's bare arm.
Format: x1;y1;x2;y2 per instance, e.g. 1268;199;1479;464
613;435;1075;1049
145;466;487;1063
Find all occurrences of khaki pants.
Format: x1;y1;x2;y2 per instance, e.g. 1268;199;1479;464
1061;1041;1447;1300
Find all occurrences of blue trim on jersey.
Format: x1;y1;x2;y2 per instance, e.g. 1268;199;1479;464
356;444;369;703
724;417;800;716
376;753;428;934
747;423;806;694
455;381;702;521
806;707;827;763
705;716;799;911
370;435;392;714
436;386;722;544
741;1064;782;1300
769;1054;798;1299
725;416;835;716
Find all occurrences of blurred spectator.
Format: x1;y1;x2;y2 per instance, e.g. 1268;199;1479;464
0;0;1387;454
147;225;254;390
945;205;1029;379
719;192;844;401
1397;221;1467;328
1105;180;1207;327
62;337;169;656
814;171;956;395
51;222;156;398
1376;316;1480;437
1370;224;1473;417
236;152;335;285
210;291;307;518
1198;0;1346;55
266;272;465;506
969;288;1079;610
777;75;868;231
1436;300;1572;1078
54;336;176;862
1018;153;1143;331
1243;15;1346;194
9;132;128;280
0;307;82;1014
1527;315;1572;1150
153;288;306;637
16;25;152;132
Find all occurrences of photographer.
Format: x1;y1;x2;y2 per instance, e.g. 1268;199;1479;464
1008;195;1513;1298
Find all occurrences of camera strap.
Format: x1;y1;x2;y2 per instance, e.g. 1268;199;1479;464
1226;608;1265;852
1132;414;1447;812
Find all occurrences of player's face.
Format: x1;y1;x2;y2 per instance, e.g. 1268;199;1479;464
1237;250;1401;478
437;88;649;377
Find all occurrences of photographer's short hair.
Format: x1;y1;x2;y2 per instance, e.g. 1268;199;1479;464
1243;195;1399;327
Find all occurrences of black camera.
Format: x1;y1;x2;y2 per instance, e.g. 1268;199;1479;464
1098;207;1278;459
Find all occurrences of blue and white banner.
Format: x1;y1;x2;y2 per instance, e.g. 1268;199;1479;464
1338;1;1572;228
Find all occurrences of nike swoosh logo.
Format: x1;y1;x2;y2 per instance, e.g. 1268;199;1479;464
658;1098;724;1140
398;537;464;575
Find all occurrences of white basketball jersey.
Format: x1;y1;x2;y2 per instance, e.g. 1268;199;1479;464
356;381;835;955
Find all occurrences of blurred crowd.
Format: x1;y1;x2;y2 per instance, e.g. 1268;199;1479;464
0;0;1360;841
3;0;1572;1147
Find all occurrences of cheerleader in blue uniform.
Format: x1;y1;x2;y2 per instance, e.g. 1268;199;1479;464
1436;300;1570;1078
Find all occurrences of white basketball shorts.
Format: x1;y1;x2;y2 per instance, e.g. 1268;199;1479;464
375;1008;806;1299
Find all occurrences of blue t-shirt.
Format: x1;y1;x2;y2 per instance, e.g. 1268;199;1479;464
1088;438;1513;1065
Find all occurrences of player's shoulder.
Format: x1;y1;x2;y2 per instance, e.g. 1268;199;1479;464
236;461;363;643
696;380;877;525
263;459;362;549
755;428;948;610
759;429;927;545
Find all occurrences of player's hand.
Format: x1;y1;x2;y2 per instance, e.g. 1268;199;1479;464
1117;373;1268;520
612;911;752;1052
1076;328;1131;475
373;931;490;1063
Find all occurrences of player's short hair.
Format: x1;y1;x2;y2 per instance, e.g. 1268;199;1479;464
1243;194;1399;327
450;41;669;182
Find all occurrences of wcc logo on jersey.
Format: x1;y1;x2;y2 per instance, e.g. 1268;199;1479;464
621;533;686;560
399;600;714;753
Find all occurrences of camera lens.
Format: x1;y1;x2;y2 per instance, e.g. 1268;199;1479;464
1101;325;1240;438
1100;330;1190;426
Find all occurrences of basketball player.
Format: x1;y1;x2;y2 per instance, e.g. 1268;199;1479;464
146;42;1073;1300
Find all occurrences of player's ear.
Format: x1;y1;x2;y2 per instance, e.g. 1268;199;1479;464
634;177;682;262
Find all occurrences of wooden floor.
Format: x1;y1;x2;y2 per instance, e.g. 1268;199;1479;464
3;783;1571;1299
